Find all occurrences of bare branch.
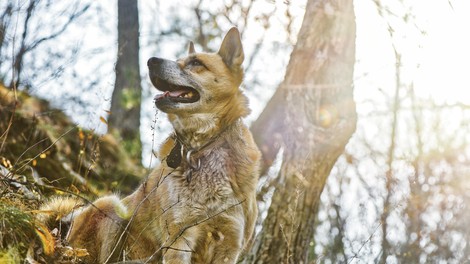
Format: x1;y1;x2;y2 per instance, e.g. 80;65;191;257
25;3;91;53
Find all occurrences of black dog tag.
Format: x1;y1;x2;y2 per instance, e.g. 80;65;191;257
166;141;182;169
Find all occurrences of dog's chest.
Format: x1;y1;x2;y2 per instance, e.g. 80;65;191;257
174;146;237;207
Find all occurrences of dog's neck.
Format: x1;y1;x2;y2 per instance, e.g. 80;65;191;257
169;113;238;150
168;90;249;150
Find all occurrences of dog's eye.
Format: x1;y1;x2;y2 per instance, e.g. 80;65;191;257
189;60;204;67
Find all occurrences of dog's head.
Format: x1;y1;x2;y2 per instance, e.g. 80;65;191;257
148;27;249;121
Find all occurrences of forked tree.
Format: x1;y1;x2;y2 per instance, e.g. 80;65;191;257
246;0;357;262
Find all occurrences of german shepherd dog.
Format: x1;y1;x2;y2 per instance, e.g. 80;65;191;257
42;27;260;263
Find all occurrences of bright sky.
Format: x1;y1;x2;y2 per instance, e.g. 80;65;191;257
137;0;470;164
18;0;468;164
412;0;470;105
354;0;470;106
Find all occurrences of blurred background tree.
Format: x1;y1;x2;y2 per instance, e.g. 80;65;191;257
0;1;91;90
109;0;142;161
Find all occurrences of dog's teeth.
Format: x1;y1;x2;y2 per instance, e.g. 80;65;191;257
175;91;194;99
179;92;192;98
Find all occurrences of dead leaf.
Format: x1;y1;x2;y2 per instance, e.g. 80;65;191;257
62;246;89;258
78;129;85;141
100;116;108;125
69;184;80;194
34;222;55;256
74;248;89;257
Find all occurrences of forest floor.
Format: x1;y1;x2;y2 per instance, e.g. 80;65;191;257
0;84;145;262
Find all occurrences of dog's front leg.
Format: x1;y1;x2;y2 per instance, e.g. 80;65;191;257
162;245;191;264
211;243;243;263
163;249;191;264
210;227;244;264
162;229;198;264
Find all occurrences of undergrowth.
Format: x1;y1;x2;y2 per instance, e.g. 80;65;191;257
0;84;144;262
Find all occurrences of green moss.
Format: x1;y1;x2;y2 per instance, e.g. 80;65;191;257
122;136;142;162
1;84;143;195
121;87;141;110
0;202;36;262
0;247;21;264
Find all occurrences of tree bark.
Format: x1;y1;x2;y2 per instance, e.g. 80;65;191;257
109;0;142;161
248;0;356;263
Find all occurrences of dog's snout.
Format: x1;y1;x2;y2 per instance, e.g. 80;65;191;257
147;57;161;67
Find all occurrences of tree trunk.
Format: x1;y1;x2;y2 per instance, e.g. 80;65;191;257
248;0;356;263
109;0;142;161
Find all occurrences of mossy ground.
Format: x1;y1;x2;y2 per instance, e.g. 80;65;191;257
0;85;146;262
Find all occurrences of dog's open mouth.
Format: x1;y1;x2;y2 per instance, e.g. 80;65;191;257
153;78;200;104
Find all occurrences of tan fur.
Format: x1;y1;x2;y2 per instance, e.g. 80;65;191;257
41;28;260;263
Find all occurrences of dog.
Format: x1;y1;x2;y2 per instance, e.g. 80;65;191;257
41;27;260;263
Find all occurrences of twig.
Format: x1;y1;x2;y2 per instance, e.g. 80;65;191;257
14;126;77;173
0;0;20;154
104;167;175;263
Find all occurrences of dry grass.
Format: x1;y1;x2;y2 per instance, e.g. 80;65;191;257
0;83;146;262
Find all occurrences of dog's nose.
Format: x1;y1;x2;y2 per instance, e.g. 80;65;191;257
147;57;161;67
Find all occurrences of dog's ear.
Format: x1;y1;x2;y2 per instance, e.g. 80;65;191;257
188;41;196;55
218;27;244;69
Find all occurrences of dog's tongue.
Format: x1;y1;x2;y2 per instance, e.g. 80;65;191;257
168;90;187;97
